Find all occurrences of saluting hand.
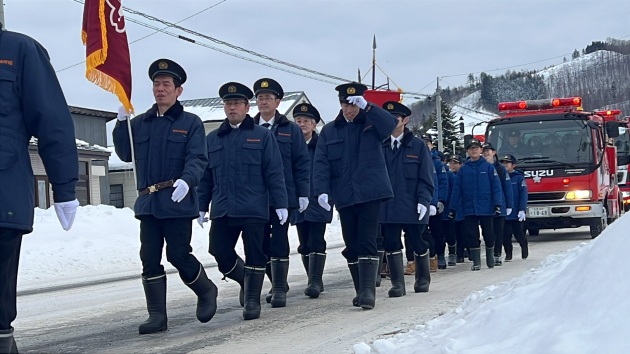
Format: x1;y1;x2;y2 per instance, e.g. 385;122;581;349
346;96;368;110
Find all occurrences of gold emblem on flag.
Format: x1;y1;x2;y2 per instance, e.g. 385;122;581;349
387;103;394;110
300;105;308;112
228;85;237;93
158;61;168;69
347;87;356;94
261;81;269;88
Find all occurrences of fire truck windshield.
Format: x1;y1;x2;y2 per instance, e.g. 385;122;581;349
614;127;630;166
487;119;594;166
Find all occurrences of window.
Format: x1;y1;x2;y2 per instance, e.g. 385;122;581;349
77;161;90;206
110;184;124;208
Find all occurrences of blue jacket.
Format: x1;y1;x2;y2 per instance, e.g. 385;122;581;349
113;101;207;220
448;158;504;217
198;116;288;222
0;30;78;233
313;104;397;209
379;130;434;225
254;111;310;209
442;169;456;221
492;160;514;217
430;169;438;207
432;150;449;203
292;132;334;224
506;170;528;221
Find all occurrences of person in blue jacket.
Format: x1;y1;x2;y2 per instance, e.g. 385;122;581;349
292;103;332;299
500;154;529;260
442;155;458;266
197;82;288;321
422;135;449;269
379;101;434;296
252;78;310;308
448;139;504;270
313;82;397;310
447;155;467;263
482;143;514;266
114;59;217;334
0;25;79;353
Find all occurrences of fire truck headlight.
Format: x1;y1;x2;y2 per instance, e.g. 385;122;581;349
622;191;630;198
566;190;592;200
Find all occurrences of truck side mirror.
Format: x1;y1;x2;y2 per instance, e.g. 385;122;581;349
606;121;620;138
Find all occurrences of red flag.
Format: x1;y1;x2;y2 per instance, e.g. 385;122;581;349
82;0;134;113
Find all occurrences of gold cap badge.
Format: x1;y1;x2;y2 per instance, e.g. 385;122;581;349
158;61;168;69
300;105;308;112
347;87;356;95
261;81;269;88
387;103;394;110
227;85;236;93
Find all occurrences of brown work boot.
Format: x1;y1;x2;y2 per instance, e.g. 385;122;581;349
380;262;390;278
403;261;415;275
429;256;438;273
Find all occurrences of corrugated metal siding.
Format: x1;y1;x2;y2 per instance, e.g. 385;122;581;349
109;171;138;208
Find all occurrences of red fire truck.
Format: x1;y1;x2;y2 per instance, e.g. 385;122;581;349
484;97;621;238
614;115;630;211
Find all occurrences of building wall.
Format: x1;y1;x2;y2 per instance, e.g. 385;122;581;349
72;114;108;147
109;170;138;208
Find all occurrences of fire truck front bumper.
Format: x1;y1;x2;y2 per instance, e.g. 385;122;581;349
525;202;605;229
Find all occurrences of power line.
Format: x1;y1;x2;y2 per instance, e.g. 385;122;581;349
59;0;229;73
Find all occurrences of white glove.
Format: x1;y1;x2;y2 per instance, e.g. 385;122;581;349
429;205;437;216
417;204;427;220
437;201;444;214
276;208;288;225
347;96;368;110
198;211;208;228
54;199;79;231
117;105;130;121
506;208;513;215
171;179;189;203
518;210;526;222
318;194;331;211
298;197;309;213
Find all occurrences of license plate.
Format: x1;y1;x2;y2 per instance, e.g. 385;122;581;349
528;206;549;217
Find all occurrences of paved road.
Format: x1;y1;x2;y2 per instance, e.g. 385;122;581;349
14;228;591;353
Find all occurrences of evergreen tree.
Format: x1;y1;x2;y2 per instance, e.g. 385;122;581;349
425;101;463;155
572;49;580;59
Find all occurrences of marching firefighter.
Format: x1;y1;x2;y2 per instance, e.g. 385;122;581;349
197;82;288;321
448;139;504;270
252;78;310;308
379;101;434;296
114;59;218;334
292;103;333;299
313;82;397;309
422;135;449;270
500;154;529;260
0;25;80;353
447;155;467;263
482;143;514;266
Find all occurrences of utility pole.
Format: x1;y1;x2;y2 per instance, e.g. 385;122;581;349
436;77;443;151
371;35;376;90
357;68;361;84
1;0;5;30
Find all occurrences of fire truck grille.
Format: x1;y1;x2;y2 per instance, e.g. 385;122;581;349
528;192;566;202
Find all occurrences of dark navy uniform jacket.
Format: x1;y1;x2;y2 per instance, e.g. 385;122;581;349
313;104;397;209
492;160;514;217
442;169;456;221
379;130;434;225
432;150;449;203
0;30;78;233
254;111;310;209
448;158;504;217
506;169;528;221
198;116;288;222
113;101;207;220
292;132;334;224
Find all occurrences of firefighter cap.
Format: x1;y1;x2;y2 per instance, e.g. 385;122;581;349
292;103;321;123
253;78;284;99
382;101;411;117
148;59;187;85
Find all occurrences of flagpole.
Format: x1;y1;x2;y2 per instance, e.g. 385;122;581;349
125;115;138;197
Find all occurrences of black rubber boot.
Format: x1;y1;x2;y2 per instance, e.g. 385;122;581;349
348;262;360;307
243;266;265;320
375;250;385;287
224;257;245;307
139;275;168;334
305;252;326;298
470;248;481;271
301;254;309;276
386;250;406;297
265;261;272;304
358;256;379;309
486;247;495;269
521;241;529;259
185;265;218;323
437;254;447;269
447;244;457;266
0;327;18;354
413;251;431;293
270;258;289;308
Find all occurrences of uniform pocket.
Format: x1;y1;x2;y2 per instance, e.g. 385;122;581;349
134;135;150;159
166;134;187;158
325;139;344;161
403;160;419;179
208;145;223;168
0;69;17;116
241;143;263;176
0;149;17;170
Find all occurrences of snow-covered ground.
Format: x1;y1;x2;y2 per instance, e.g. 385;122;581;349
19;205;344;292
354;214;630;354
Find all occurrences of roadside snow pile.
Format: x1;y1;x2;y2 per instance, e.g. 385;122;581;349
355;214;630;354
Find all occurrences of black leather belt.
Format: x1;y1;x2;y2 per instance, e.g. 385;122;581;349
138;180;174;196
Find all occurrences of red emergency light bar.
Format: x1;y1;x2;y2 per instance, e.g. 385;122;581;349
498;97;582;112
593;110;622;117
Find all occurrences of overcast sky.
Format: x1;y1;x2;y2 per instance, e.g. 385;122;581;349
5;0;629;121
